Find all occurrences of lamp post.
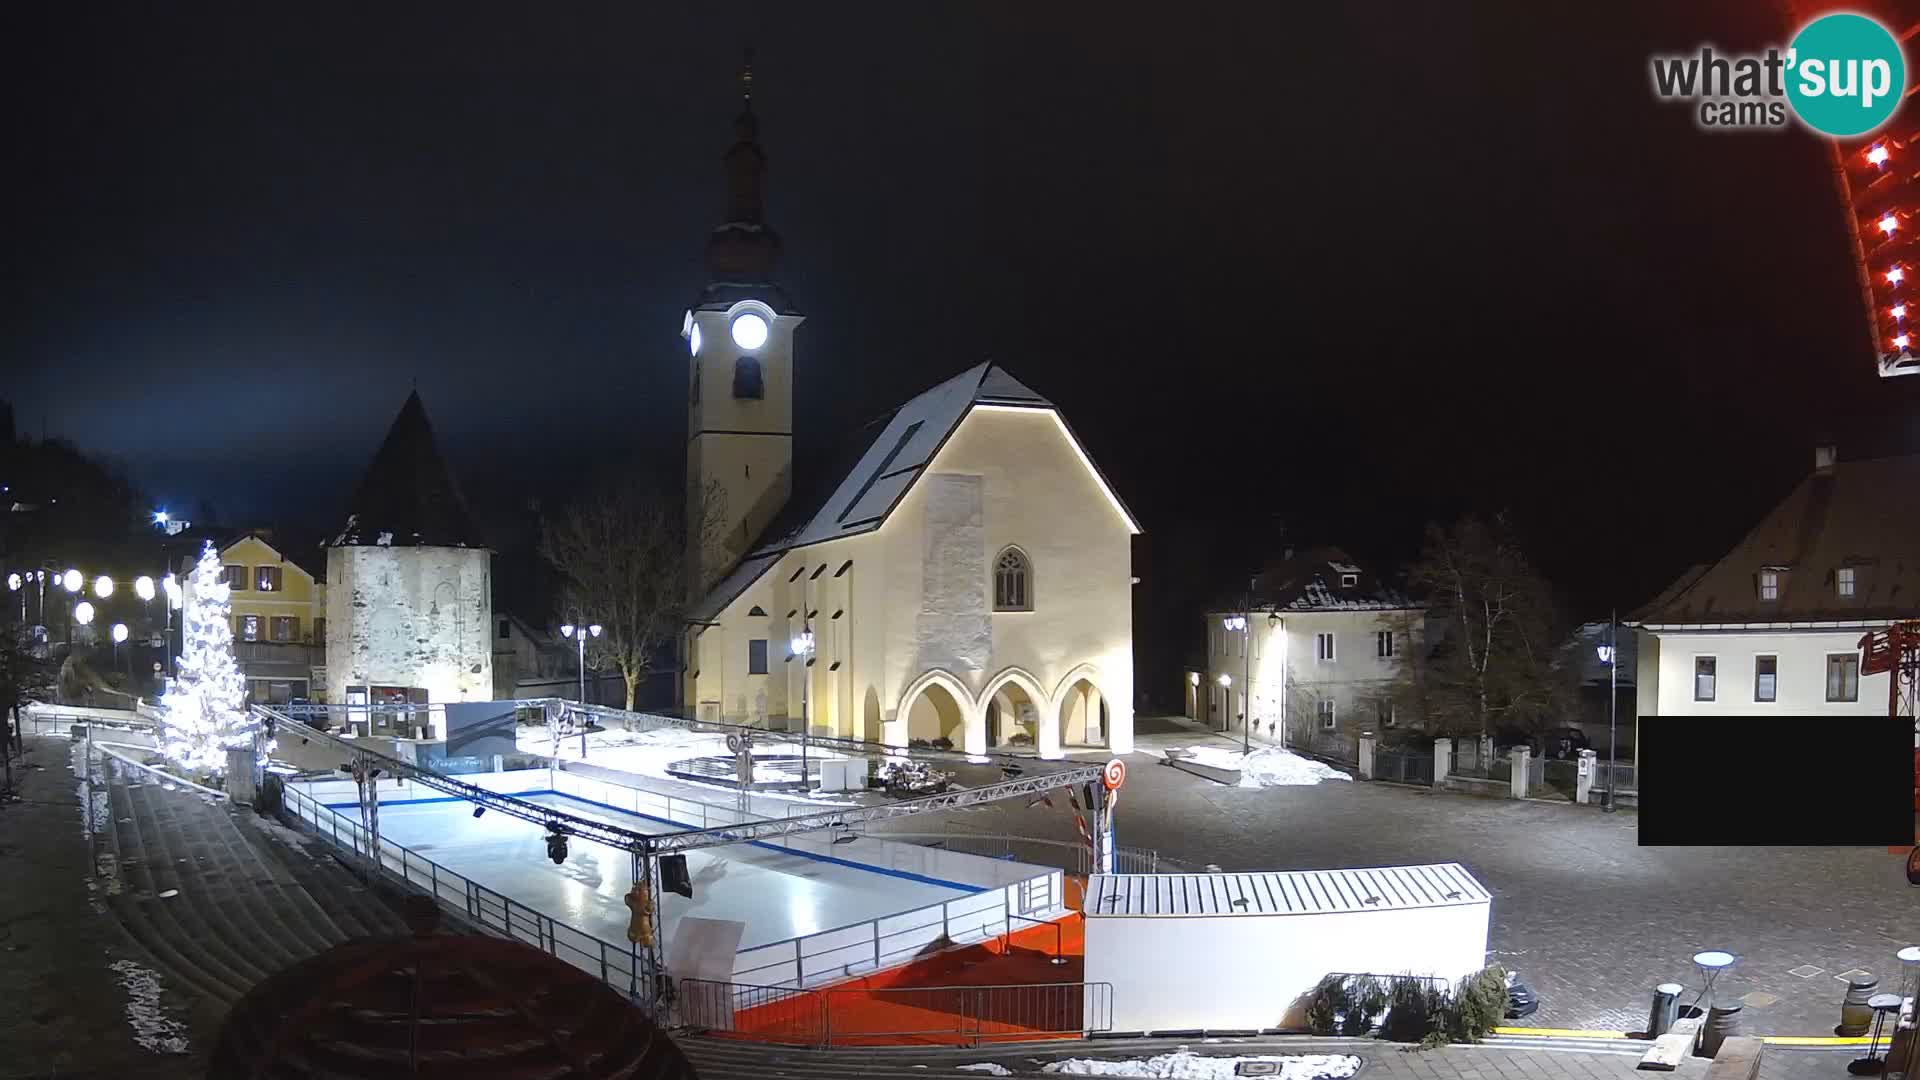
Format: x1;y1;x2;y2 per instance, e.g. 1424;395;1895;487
112;623;128;675
791;627;815;787
1596;611;1618;813
162;572;180;678
559;622;602;759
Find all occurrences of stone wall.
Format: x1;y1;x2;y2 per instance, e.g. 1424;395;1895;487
325;545;493;704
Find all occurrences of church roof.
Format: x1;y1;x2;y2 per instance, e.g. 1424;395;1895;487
688;362;1137;623
330;392;482;549
1631;452;1920;626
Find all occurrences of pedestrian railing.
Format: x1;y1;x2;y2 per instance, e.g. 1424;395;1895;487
1594;760;1636;795
677;977;1114;1047
872;828;1189;877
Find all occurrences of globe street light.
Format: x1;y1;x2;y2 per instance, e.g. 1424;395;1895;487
791;628;816;785
558;623;602;705
62;569;82;593
74;601;95;625
134;576;155;602
93;575;114;599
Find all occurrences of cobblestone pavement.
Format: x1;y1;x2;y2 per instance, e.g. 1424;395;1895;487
892;721;1920;1038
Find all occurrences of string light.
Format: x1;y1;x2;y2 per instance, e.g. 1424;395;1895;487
1894;304;1908;320
1896;334;1912;350
1867;144;1890;166
1888;266;1905;285
1880;213;1899;235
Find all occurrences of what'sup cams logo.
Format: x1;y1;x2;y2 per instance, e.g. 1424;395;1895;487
1651;12;1906;135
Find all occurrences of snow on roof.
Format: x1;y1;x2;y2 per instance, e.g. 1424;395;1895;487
1084;863;1489;917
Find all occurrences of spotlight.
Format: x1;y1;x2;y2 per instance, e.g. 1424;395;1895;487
545;827;569;864
832;831;859;845
472;805;486;819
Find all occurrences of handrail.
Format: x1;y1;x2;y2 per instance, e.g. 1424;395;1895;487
1005;911;1069;967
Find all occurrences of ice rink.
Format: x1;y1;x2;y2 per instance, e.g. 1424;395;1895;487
302;768;1064;986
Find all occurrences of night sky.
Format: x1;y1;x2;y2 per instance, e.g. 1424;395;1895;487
11;3;1920;698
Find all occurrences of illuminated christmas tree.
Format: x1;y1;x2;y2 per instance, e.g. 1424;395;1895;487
162;542;263;772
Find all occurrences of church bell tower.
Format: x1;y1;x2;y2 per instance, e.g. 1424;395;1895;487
685;54;803;599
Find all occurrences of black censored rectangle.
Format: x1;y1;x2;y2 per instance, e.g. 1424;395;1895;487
1637;715;1913;846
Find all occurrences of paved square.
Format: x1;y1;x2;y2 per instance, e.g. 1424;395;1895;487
895;725;1920;1036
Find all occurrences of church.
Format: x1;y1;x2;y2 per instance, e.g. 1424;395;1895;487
680;72;1139;759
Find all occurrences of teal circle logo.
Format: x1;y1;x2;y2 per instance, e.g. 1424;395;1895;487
1786;13;1906;137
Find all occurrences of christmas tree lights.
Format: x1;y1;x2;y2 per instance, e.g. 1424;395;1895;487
161;542;269;772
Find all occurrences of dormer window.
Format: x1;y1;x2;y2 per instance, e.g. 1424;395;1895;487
1340;573;1358;588
1836;567;1856;598
1758;570;1780;602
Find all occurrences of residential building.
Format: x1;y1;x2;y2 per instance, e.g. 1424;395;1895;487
680;83;1140;757
324;392;494;735
490;613;627;706
1629;447;1920;755
181;531;326;704
1194;548;1425;746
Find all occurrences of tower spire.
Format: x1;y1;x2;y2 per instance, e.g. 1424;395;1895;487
707;48;780;281
740;47;754;110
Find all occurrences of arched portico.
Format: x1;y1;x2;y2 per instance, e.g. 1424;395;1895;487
894;668;975;751
980;667;1049;756
1052;663;1113;755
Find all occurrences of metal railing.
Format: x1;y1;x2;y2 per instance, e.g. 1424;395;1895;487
1448;742;1510;782
278;781;655;1002
678;977;1113;1047
1594;760;1637;794
1530;757;1579;800
1371;748;1434;786
872;828;1188;877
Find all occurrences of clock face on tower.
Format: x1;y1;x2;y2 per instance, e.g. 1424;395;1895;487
731;312;769;350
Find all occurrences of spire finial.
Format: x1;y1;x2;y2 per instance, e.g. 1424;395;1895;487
740;48;754;111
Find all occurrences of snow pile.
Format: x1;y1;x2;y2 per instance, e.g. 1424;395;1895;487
108;959;190;1055
956;1066;1012;1076
1175;745;1247;772
1237;748;1351;788
1042;1051;1359;1079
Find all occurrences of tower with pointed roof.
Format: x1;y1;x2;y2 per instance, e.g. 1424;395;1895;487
683;54;804;600
324;392;493;719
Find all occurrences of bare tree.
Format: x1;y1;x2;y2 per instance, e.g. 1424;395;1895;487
542;479;729;710
1392;514;1568;741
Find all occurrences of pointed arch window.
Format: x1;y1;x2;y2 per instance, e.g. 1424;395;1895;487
993;547;1033;611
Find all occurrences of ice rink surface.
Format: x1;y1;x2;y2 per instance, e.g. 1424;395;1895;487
360;792;987;950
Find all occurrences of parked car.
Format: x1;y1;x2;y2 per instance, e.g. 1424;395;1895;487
1505;969;1540;1019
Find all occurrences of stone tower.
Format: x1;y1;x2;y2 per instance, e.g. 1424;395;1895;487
325;392;493;722
685;56;804;599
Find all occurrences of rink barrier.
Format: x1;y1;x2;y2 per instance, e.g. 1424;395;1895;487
284;773;1067;992
677;977;1114;1047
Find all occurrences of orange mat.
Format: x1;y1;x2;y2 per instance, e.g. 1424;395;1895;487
723;876;1092;1046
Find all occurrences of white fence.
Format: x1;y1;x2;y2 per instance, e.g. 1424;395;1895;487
285;766;1065;992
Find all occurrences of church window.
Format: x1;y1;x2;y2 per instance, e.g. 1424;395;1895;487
994;547;1033;611
748;639;768;675
733;356;764;399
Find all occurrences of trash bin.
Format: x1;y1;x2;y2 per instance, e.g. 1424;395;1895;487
1649;983;1683;1038
1698;1003;1743;1057
1839;974;1879;1036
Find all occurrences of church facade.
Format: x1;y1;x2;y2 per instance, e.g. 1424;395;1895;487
680;74;1138;759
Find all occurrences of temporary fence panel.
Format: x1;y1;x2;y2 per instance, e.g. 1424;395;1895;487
676;978;1114;1047
1083;864;1492;1034
1372;749;1434;786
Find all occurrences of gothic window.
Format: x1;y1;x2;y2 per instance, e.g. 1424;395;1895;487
993;547;1032;611
732;356;764;399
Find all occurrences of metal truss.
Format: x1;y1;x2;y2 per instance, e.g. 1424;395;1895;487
645;762;1107;854
258;703;1108;856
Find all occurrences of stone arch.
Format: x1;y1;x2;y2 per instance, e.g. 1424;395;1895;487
862;686;883;745
980;667;1048;751
1052;664;1113;751
895;668;975;750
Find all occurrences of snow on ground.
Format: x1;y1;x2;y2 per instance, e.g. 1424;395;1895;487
108;959;191;1055
1041;1051;1360;1079
515;723;857;805
251;814;317;856
1166;745;1351;787
956;1066;1012;1076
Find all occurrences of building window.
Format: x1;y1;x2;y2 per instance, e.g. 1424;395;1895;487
993;547;1032;611
1837;567;1856;597
1758;570;1779;601
270;616;298;643
748;639;769;675
1754;655;1777;703
1341;573;1357;588
1693;656;1716;701
1318;699;1337;730
1378;701;1396;728
256;566;282;592
1826;653;1860;702
1376;630;1394;659
732;356;764;399
239;615;262;642
225;565;248;591
314;617;326;643
1316;632;1335;662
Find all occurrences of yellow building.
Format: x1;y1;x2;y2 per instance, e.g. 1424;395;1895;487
201;532;328;703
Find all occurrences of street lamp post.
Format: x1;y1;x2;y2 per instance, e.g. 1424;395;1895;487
559;622;602;759
1596;611;1619;813
791;628;815;787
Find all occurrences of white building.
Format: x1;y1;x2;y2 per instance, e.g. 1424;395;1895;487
1193;548;1424;746
679;82;1140;758
1630;448;1920;753
324;392;494;732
